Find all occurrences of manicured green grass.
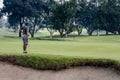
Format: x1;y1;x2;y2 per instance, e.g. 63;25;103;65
0;35;120;60
0;35;120;70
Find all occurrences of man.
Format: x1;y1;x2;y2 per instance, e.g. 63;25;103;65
21;22;29;53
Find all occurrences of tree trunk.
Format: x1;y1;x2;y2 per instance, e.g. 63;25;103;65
88;32;93;36
47;28;54;39
76;27;82;36
59;29;64;38
96;29;99;36
65;33;68;38
106;31;109;35
31;17;38;38
50;32;53;39
86;26;94;36
60;32;64;38
87;29;93;36
19;30;22;37
113;31;117;35
19;17;24;37
118;29;120;35
31;32;34;38
78;31;81;36
31;25;36;38
19;19;22;37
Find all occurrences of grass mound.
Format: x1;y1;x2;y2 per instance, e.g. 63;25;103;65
0;54;120;71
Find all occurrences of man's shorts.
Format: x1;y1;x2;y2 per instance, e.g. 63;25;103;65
22;35;28;45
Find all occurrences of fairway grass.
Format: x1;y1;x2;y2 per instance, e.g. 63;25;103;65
0;35;120;70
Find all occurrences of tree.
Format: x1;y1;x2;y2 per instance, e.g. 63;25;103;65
0;9;3;28
7;14;20;32
96;0;120;35
0;18;5;28
75;0;87;36
36;0;56;38
0;8;3;18
76;0;97;36
50;0;77;38
2;0;46;37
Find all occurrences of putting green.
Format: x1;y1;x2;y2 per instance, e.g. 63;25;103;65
0;35;120;61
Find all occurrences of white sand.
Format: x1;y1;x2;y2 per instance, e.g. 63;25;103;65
0;62;120;80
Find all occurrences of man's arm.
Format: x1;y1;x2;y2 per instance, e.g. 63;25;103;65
19;27;23;34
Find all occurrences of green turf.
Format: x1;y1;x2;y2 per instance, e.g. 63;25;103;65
0;35;120;61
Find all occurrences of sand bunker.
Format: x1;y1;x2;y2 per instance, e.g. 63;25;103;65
0;62;120;80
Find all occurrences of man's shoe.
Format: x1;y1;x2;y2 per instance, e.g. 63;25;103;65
23;51;27;53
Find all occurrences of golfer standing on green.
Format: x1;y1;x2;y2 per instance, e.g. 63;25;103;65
21;22;29;53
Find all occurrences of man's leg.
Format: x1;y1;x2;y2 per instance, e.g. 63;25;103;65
23;44;27;51
23;35;28;53
23;39;28;53
23;44;27;53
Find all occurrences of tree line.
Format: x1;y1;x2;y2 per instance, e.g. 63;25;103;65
0;0;120;38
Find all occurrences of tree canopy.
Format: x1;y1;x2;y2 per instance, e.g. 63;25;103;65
1;0;120;37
